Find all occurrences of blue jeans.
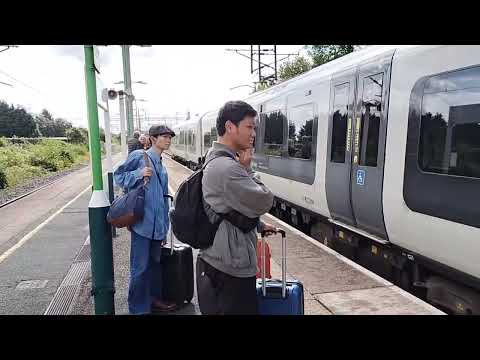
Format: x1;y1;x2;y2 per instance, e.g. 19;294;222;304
128;231;164;315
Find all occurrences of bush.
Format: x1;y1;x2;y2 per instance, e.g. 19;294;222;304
0;139;89;189
0;137;8;147
4;165;48;188
67;127;87;144
68;143;89;161
0;145;29;168
28;140;73;171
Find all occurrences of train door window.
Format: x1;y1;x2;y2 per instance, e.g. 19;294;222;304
288;104;314;160
359;73;383;167
419;87;480;178
210;126;218;143
179;130;185;145
331;82;349;163
203;130;211;148
263;110;286;156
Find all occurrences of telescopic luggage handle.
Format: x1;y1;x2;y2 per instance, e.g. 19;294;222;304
260;229;286;298
165;194;174;255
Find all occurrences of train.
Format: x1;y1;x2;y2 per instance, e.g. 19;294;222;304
167;45;480;315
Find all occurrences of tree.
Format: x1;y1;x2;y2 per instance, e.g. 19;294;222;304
35;109;73;137
0;101;37;137
66;127;87;144
307;45;355;68
278;56;312;81
52;117;73;137
35;109;56;137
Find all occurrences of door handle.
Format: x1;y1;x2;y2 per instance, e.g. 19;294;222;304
353;117;361;164
346;117;352;153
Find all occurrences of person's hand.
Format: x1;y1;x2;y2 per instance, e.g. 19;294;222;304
142;167;153;178
262;223;277;237
238;148;253;168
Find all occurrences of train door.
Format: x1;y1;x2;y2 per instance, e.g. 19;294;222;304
326;52;394;240
326;70;357;226
350;53;394;239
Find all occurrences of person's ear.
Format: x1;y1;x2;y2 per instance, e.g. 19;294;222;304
226;120;236;134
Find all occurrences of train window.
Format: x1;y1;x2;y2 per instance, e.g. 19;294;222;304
359;73;383;167
419;88;480;179
210;126;218;142
263;110;286;156
179;130;185;145
331;82;349;163
190;130;197;151
188;130;194;147
404;65;480;229
288;104;314;160
203;131;211;148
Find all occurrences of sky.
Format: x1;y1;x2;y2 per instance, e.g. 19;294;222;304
0;45;307;129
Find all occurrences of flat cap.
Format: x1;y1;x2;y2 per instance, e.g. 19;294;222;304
149;125;175;137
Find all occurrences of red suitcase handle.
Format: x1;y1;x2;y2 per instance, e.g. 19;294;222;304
260;229;286;298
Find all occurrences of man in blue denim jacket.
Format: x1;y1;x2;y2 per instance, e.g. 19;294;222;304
114;125;177;314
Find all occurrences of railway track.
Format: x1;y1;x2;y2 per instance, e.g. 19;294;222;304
0;175;71;209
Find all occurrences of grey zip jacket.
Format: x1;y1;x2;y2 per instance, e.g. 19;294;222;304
199;141;274;277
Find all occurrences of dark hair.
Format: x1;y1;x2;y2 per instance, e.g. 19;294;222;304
216;101;257;136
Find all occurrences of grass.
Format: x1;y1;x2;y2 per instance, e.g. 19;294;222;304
0;138;89;189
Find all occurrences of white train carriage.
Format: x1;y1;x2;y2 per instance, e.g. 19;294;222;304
169;117;202;169
169;45;480;314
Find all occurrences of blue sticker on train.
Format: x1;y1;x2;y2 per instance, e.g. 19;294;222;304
356;169;365;186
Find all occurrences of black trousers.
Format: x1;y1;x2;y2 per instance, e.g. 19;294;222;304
196;257;258;315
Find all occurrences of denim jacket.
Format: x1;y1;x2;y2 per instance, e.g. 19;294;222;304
113;148;170;241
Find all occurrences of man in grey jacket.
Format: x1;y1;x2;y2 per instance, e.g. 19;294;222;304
196;100;277;315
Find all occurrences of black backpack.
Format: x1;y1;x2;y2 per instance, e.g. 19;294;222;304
169;150;259;249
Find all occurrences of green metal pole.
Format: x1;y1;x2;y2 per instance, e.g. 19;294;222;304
84;45;115;315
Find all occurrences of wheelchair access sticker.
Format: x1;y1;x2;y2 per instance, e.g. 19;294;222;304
356;169;365;186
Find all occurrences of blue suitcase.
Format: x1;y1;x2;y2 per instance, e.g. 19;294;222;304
256;229;304;315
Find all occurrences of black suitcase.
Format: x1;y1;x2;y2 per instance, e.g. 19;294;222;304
161;240;194;307
161;196;194;307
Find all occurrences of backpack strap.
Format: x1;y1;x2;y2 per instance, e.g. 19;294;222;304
202;149;236;169
201;149;259;233
201;149;234;224
145;152;169;197
142;151;151;185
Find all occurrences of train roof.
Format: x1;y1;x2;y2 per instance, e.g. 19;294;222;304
171;118;199;129
194;46;425;122
242;45;414;104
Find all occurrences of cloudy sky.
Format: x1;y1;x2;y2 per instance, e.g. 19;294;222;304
0;45;306;129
